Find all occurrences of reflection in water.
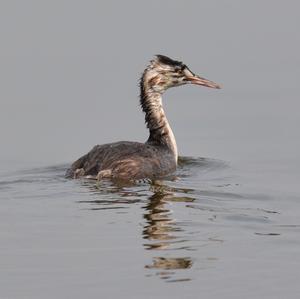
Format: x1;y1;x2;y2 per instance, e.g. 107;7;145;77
145;257;192;270
143;186;195;281
2;156;290;289
79;178;198;281
73;157;229;282
143;191;179;250
77;179;147;209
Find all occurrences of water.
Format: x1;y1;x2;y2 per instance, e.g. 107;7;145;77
1;151;300;298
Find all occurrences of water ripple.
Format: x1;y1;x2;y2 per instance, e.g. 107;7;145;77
0;156;291;283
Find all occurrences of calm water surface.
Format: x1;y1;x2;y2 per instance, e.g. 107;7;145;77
1;151;300;298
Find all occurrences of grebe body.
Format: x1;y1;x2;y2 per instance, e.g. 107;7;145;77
66;55;220;181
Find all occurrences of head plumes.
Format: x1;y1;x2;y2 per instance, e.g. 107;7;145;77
153;55;183;69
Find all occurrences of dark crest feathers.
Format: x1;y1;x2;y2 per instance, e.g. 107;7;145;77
155;54;182;67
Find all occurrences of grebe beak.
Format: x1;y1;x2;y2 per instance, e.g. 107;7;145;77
187;75;221;89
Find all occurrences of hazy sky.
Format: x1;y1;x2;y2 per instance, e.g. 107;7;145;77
0;0;299;166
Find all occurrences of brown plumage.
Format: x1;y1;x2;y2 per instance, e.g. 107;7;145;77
66;55;221;181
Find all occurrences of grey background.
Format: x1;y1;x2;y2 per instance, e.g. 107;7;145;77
1;0;299;169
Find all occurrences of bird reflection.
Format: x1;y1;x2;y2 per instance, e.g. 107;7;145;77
146;257;192;270
143;184;195;279
76;178;197;281
143;191;177;250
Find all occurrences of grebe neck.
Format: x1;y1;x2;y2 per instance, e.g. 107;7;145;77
140;84;178;163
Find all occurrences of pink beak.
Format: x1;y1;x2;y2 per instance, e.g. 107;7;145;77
187;75;221;89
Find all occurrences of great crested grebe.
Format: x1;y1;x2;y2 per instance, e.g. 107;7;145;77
66;55;220;181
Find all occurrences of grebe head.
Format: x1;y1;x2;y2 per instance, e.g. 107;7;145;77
143;54;221;93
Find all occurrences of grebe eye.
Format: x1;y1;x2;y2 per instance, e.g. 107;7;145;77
174;66;181;72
